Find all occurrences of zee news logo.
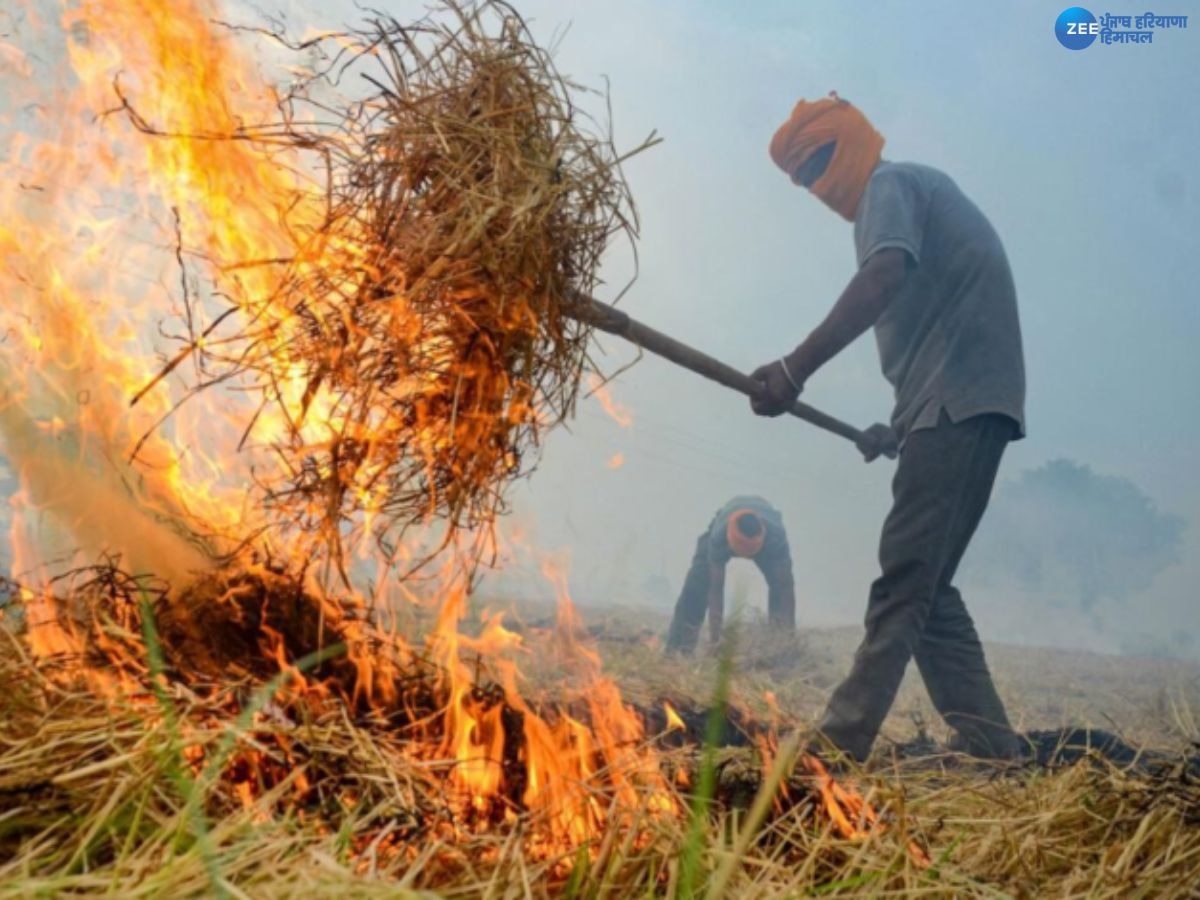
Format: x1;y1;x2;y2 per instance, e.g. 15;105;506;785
1063;17;1102;38
1055;6;1190;49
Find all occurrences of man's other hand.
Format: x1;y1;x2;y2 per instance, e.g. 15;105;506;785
750;359;802;417
856;422;899;462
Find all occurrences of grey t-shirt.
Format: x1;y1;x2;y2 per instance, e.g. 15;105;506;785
854;161;1026;443
706;495;788;565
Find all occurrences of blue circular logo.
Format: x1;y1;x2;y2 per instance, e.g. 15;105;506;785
1056;7;1098;49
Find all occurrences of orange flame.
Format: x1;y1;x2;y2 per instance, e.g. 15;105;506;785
405;541;677;849
802;753;931;867
0;0;307;588
1;0;937;868
586;374;633;428
663;701;686;732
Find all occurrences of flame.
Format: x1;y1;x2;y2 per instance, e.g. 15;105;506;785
586;374;633;428
524;557;677;837
606;452;625;469
802;753;931;867
663;701;685;732
411;550;676;848
804;753;872;838
0;0;303;583
0;0;923;870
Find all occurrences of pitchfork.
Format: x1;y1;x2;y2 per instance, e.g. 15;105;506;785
567;293;898;461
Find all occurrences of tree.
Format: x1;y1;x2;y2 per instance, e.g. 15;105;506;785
967;459;1186;611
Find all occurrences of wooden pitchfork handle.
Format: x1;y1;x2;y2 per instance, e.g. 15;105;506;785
566;292;896;459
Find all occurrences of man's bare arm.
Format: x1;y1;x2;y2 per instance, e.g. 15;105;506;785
750;248;910;418
786;247;909;381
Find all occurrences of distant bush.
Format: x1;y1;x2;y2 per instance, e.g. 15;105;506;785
968;459;1185;611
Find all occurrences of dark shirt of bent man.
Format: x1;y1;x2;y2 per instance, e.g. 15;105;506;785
665;495;796;655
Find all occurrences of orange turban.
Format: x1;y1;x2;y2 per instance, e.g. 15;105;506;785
769;93;885;221
726;509;766;559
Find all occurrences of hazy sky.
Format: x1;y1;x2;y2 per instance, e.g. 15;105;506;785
410;0;1198;657
9;0;1199;656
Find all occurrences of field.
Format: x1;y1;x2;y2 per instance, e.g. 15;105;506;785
580;604;1200;753
2;599;1197;899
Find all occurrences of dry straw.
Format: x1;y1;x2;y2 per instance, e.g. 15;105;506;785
133;0;657;575
3;613;1199;897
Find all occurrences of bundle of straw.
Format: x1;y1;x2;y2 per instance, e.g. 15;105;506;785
148;1;655;570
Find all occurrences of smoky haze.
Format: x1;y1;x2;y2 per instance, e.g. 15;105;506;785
5;1;1197;659
967;460;1187;613
965;460;1190;657
111;0;1200;661
452;0;1200;661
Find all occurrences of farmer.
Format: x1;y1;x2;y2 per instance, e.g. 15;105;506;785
749;94;1025;761
664;495;795;654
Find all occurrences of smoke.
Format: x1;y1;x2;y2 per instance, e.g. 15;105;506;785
967;459;1186;615
0;371;214;590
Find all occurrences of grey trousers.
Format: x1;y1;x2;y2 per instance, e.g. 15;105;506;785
665;536;795;654
818;412;1019;761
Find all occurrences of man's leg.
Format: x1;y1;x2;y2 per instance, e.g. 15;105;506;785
817;413;1011;761
915;583;1016;756
914;416;1018;757
665;533;713;654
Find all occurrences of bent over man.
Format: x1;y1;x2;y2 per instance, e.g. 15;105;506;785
665;495;795;654
751;94;1026;760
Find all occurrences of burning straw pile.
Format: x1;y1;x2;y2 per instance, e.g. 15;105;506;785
142;0;654;567
3;597;1200;897
0;567;925;895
